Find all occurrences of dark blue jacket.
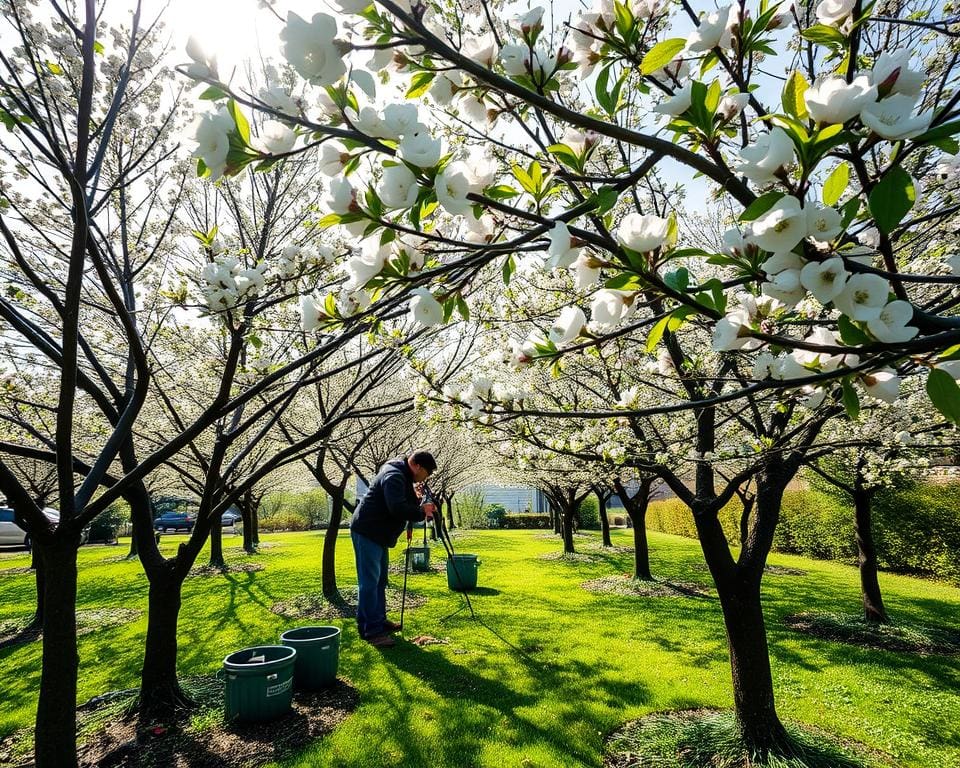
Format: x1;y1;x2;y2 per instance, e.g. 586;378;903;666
349;458;426;548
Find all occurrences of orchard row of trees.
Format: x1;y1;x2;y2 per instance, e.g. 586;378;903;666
1;0;959;765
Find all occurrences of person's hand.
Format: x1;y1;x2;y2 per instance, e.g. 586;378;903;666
422;501;436;520
414;482;425;499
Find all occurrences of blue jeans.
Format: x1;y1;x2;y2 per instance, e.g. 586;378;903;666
351;530;389;638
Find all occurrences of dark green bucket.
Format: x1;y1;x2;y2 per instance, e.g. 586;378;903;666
280;625;341;690
223;645;296;723
408;546;431;572
446;554;480;591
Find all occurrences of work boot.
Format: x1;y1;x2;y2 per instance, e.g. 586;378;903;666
366;633;396;648
383;620;402;633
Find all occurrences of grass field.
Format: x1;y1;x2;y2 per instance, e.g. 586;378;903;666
0;528;958;767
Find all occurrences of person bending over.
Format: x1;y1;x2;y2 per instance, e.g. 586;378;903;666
349;450;437;647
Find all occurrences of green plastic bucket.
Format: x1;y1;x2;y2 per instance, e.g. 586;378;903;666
223;645;296;723
280;625;340;690
446;554;480;592
408;546;431;572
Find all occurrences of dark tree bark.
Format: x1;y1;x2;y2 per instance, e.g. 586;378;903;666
139;564;193;722
322;486;348;598
614;477;654;580
34;537;79;768
853;483;888;624
595;485;612;547
242;492;256;554
28;548;44;630
208;515;224;568
444;491;456;530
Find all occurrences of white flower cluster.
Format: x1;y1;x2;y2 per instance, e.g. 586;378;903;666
190;108;234;181
201;256;268;315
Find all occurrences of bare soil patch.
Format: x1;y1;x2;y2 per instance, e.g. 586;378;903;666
69;675;358;768
582;575;713;599
539;551;601;563
271;586;426;621
0;567;31;577
784;612;960;656
189;563;265;577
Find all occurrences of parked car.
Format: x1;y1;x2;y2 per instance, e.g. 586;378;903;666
153;512;196;533
0;507;87;549
221;508;242;526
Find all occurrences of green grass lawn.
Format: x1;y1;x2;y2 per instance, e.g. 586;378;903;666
1;528;958;767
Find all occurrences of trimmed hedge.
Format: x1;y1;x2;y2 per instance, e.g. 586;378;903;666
502;513;552;529
644;483;960;583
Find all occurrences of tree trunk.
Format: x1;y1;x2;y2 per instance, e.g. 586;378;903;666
34;537;79;768
208;515;224;568
242;493;256;553
252;504;260;547
445;493;455;530
853;486;888;624
718;577;789;753
561;508;575;553
598;490;612;547
138;567;193;722
615;478;653;580
126;532;138;560
322;491;344;598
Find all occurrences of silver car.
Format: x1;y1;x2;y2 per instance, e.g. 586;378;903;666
0;507;84;549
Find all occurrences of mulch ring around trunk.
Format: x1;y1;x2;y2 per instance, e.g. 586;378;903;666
764;565;807;576
582;575;714;599
0;567;31;577
189;563;265;578
603;708;897;768
0;608;142;649
271;586;426;621
69;674;359;768
539;551;601;563
387;559;446;575
784;612;960;656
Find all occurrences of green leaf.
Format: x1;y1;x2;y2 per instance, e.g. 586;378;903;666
641;38;686;75
592;186;620;214
646;314;672;352
837;315;869;346
484;184;520;200
822;162;849;206
705;80;721;114
739;191;785;222
406;71;435;99
604;273;646;291
801;23;847;45
199;85;228;101
512;164;537;195
913;120;960;144
46;61;63;75
94;40;104;55
840;196;860;229
316;213;342;229
927;368;960;426
868;166;915;234
842;379;860;420
781;71;809;121
456;295;470;321
247;334;262;349
547;143;582;171
938;344;960;362
663;267;689;292
227;99;250;145
502;254;516;284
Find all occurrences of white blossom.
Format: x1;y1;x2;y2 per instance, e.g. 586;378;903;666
866;300;919;343
589;289;635;332
805;76;876;124
860;94;932;141
381;103;421;139
435;162;473;215
616;212;669;252
748;196;807;253
257;120;296;155
735;128;795;185
545;222;581;270
398;129;443;168
686;5;734;52
862;369;901;403
815;0;855;27
548;305;586;345
379;163;419;209
326;177;356;214
408;288;444;326
191;108;234;181
832;273;890;321
572;252;601;288
800;257;849;304
869;50;924;96
280;12;346;87
652;82;692;116
805;202;842;242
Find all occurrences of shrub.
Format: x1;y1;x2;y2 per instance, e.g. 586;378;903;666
577;496;600;530
485;503;506;529
259;489;329;530
502;513;552;529
88;501;127;543
258;510;312;532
